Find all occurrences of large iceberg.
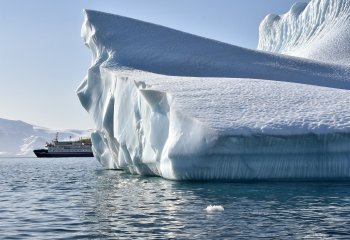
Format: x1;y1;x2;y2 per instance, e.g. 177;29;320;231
77;0;350;181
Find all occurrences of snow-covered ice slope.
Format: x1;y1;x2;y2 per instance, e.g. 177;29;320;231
77;8;350;180
79;9;350;90
258;0;350;65
0;118;91;157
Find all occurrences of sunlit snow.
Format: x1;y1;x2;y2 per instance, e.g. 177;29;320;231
77;0;350;180
258;0;350;65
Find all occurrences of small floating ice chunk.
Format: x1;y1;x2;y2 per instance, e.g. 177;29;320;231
205;205;224;213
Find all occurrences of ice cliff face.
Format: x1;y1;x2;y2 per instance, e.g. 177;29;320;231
258;0;350;65
77;6;350;180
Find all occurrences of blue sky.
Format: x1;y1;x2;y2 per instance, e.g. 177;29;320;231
0;0;308;129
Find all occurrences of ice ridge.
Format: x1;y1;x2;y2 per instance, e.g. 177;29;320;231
258;0;350;65
81;9;350;90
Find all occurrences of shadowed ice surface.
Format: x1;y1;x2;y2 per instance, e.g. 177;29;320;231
1;158;350;239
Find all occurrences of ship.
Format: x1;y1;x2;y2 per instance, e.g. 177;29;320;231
33;133;94;158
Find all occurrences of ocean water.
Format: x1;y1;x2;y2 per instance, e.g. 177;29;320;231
1;158;350;239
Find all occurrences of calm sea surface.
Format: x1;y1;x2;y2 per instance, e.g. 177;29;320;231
1;157;350;239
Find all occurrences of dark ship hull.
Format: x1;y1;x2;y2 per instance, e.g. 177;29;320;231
34;149;94;158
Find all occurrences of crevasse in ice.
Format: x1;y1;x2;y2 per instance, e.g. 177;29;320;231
77;0;350;180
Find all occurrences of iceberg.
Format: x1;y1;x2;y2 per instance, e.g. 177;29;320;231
77;0;350;181
258;0;350;65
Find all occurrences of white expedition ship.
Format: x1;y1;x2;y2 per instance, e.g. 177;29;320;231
33;133;93;158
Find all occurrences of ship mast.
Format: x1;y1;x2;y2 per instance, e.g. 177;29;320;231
54;132;59;142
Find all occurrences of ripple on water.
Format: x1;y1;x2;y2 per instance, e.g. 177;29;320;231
1;157;350;239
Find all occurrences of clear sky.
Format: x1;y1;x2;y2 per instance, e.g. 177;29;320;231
0;0;308;130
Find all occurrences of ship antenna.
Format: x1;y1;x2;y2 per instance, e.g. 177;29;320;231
55;132;59;141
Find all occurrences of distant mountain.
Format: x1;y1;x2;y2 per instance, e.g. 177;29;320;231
0;117;92;157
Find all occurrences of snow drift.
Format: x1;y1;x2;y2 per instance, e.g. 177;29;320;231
77;0;350;181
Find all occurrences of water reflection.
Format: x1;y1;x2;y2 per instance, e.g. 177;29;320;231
1;158;350;239
88;169;350;239
85;171;188;239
